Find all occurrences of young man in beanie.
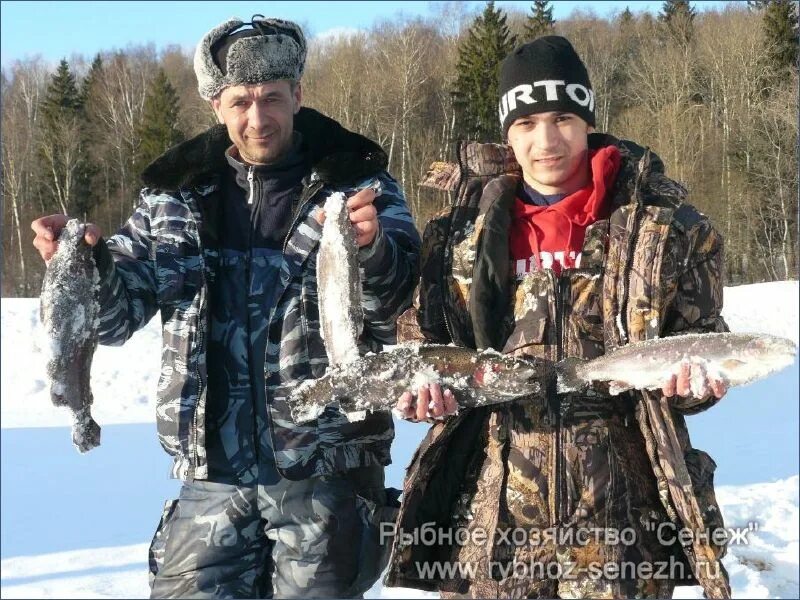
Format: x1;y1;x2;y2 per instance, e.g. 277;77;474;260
386;36;731;599
32;15;420;599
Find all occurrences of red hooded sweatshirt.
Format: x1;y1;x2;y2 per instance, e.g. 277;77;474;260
509;145;621;277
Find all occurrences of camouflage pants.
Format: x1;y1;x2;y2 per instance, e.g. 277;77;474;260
149;466;395;599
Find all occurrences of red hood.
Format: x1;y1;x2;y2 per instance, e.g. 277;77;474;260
510;145;622;274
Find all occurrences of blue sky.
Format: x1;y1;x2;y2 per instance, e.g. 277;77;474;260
1;1;730;70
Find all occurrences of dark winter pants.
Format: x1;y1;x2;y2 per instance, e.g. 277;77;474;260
148;466;394;599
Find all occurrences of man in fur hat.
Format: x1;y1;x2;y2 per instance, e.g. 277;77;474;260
32;15;420;599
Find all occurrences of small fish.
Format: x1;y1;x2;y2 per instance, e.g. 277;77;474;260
558;332;798;396
317;191;363;366
39;219;101;452
289;344;553;424
288;333;796;424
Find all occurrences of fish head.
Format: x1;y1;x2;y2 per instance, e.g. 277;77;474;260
472;356;544;396
713;333;798;383
749;334;798;368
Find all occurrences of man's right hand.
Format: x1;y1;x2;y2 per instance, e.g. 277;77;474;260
31;215;102;262
395;383;459;422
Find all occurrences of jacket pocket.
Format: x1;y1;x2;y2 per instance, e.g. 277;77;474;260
565;269;605;358
154;234;202;305
148;498;179;586
502;271;552;354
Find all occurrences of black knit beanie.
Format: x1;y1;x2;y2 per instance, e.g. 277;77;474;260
498;36;595;138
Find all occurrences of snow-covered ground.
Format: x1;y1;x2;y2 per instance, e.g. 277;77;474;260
1;281;798;598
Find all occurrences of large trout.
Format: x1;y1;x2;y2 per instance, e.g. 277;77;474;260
288;333;796;424
317;191;362;366
316;180;383;368
289;344;553;424
559;331;797;395
39;219;101;452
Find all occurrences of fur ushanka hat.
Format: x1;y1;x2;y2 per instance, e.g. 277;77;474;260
194;15;307;100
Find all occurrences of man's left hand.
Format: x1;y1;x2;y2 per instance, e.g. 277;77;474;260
346;187;379;247
662;360;728;400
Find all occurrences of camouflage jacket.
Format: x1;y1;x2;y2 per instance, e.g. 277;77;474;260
386;134;731;598
93;108;421;481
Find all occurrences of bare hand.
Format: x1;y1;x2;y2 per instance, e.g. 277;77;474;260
31;215;101;263
315;188;380;247
346;187;380;247
661;360;728;400
394;383;458;422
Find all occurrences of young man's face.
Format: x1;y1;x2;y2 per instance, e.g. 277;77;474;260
212;80;301;165
507;111;593;195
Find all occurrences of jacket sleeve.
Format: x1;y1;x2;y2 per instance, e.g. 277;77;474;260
661;211;729;414
93;194;159;346
356;171;421;345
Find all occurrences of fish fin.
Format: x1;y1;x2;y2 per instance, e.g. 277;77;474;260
555;357;589;393
720;358;746;370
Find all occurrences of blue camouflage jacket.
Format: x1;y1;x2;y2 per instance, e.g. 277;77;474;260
93;108;421;481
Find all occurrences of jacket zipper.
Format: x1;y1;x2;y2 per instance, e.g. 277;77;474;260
188;195;209;479
247;174;261;466
552;269;568;525
192;286;206;477
282;180;323;255
247;166;254;204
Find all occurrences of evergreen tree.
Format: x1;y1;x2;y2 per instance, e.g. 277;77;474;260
524;0;556;41
619;6;634;29
451;1;517;143
41;59;82;127
80;54;104;107
659;0;696;46
39;59;94;219
761;0;799;74
78;54;104;218
135;68;185;173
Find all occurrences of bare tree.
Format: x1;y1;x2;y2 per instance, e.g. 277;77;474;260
90;49;154;224
2;6;797;295
2;59;49;295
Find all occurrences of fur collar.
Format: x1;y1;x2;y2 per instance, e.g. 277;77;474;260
140;107;388;192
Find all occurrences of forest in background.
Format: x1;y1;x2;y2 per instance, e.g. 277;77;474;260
2;0;797;296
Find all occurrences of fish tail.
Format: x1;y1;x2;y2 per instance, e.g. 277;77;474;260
73;415;101;453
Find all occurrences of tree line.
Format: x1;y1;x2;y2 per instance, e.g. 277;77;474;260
2;0;797;297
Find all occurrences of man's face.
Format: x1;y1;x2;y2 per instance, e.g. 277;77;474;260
211;80;301;165
507;111;592;195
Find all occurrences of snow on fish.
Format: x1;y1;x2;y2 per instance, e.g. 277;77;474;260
39;219;101;453
289;333;797;425
289;344;553;424
317;191;363;367
557;331;798;396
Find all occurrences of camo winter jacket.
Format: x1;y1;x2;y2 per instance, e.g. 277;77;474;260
93;108;421;481
387;134;731;598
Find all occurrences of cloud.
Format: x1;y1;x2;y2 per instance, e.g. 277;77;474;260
312;26;364;45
